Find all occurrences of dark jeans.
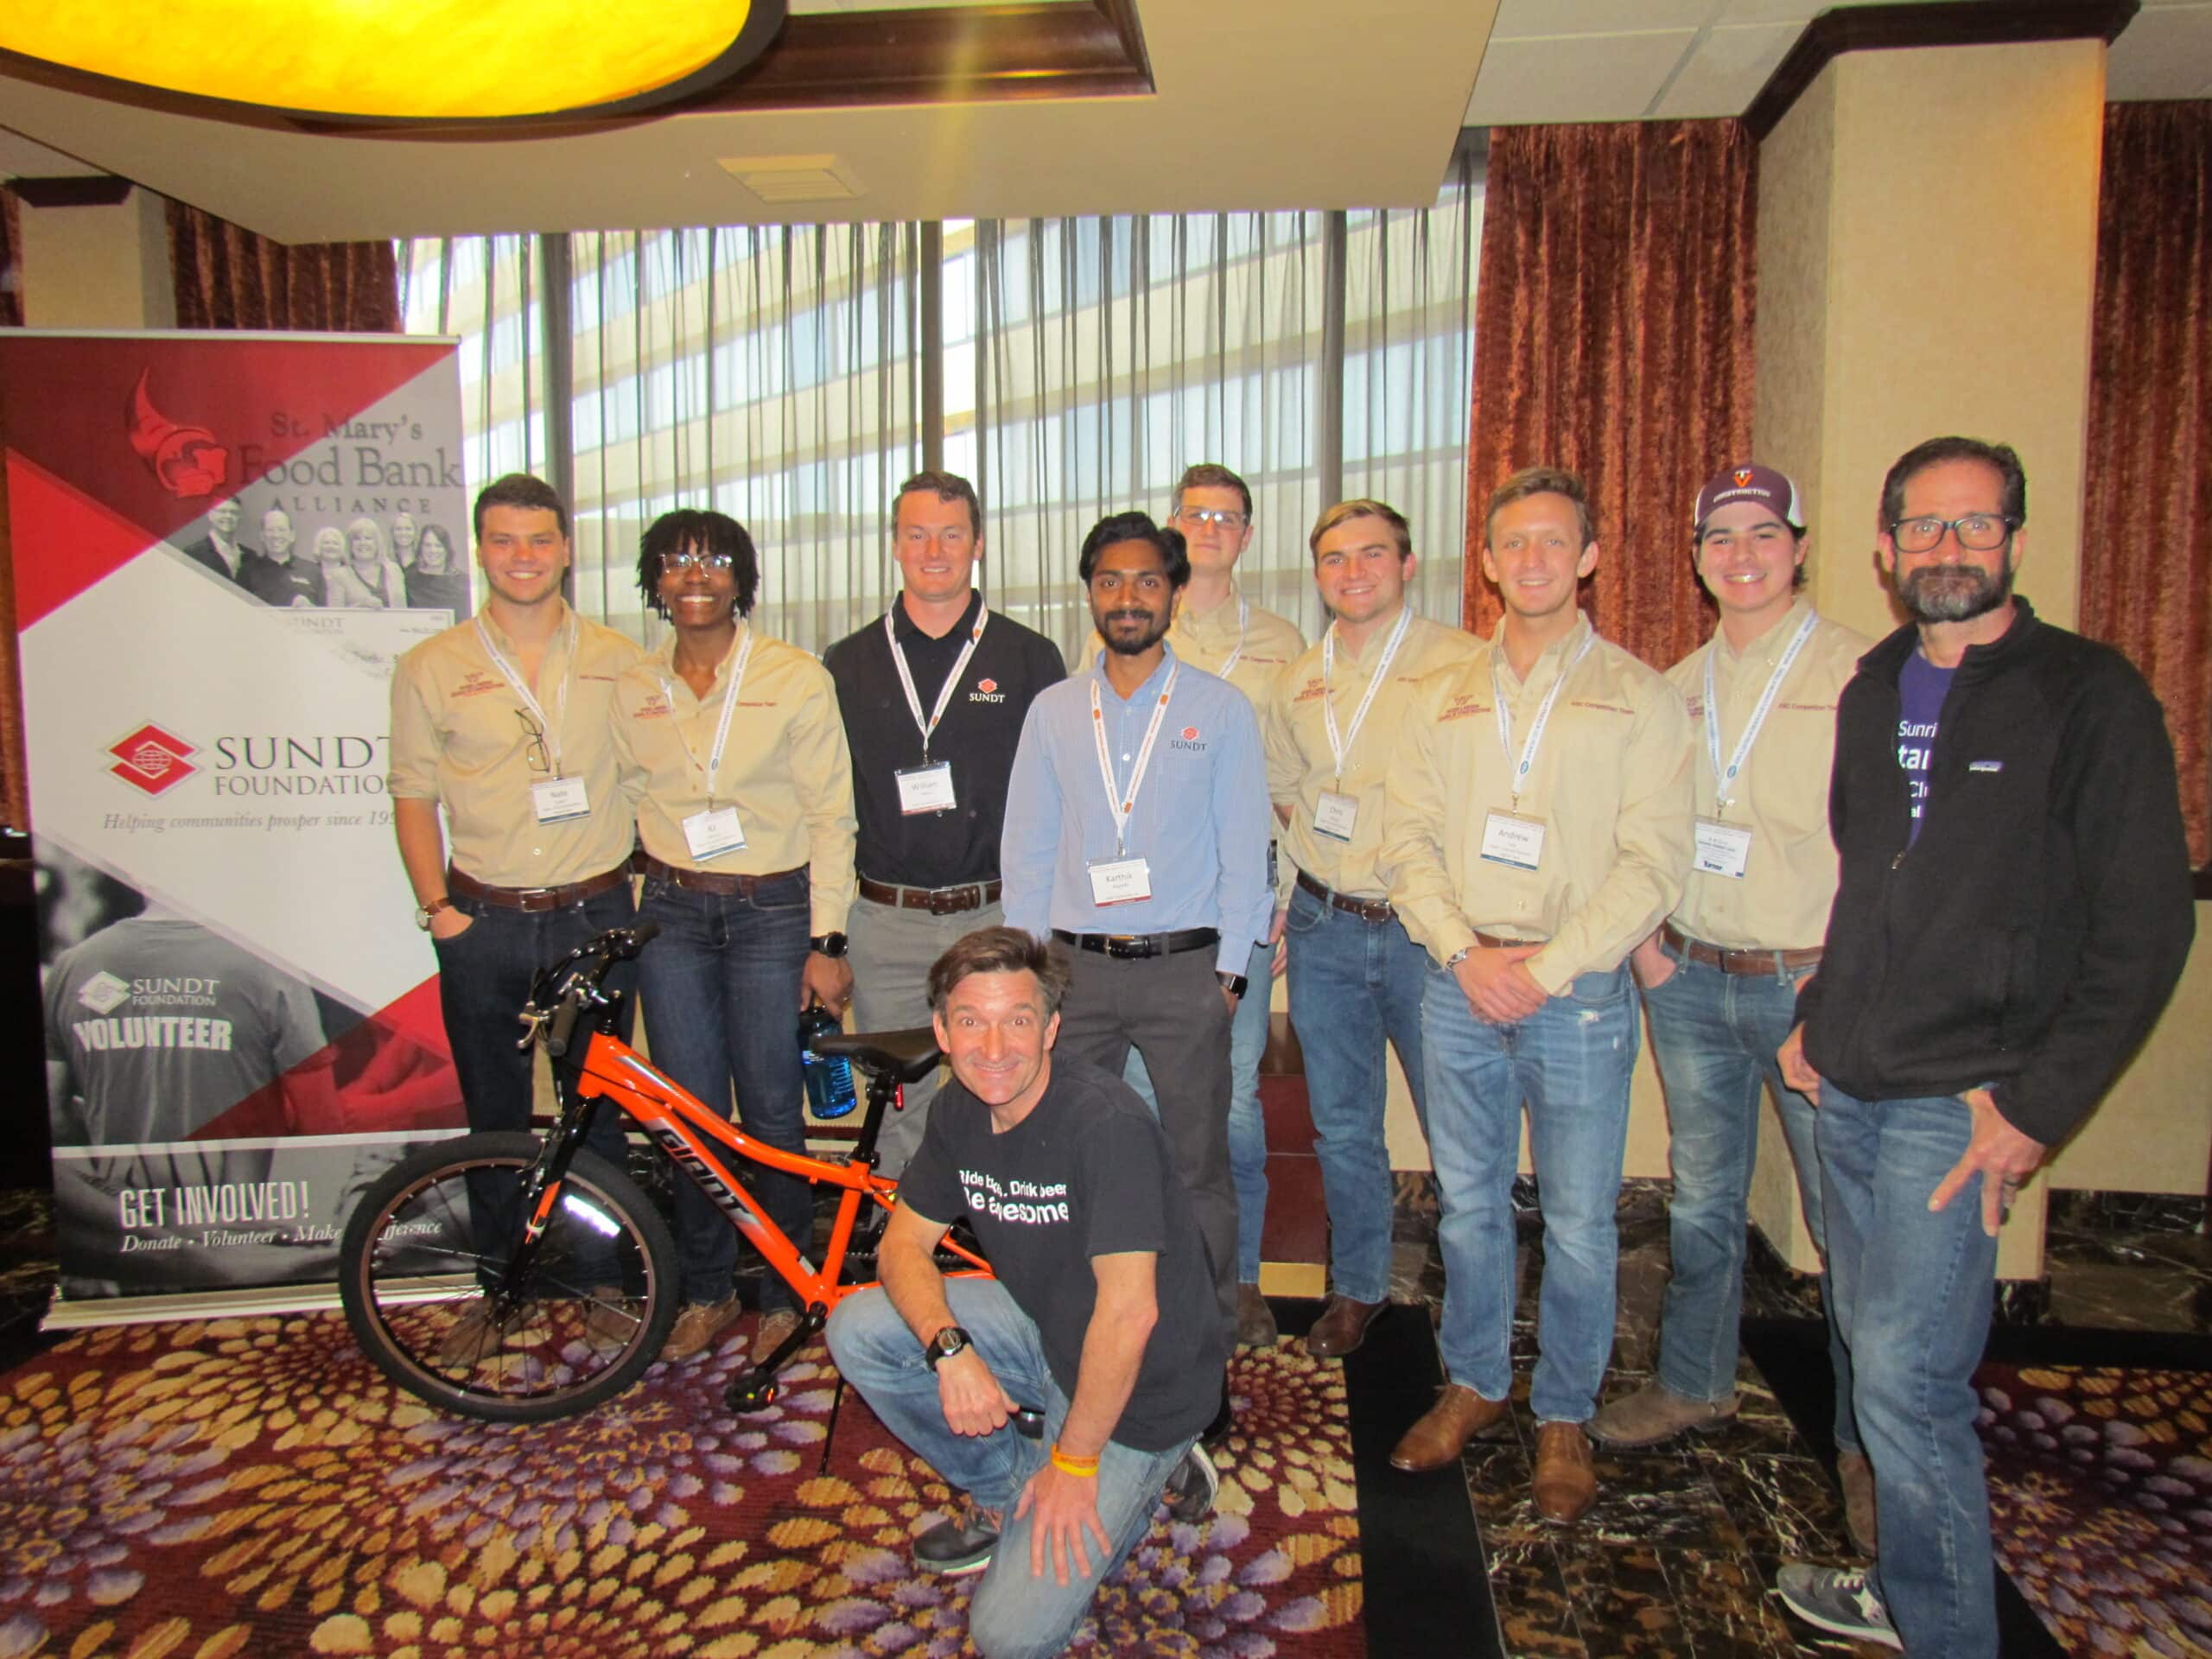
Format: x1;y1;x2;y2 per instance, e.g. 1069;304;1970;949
432;878;637;1277
637;869;813;1310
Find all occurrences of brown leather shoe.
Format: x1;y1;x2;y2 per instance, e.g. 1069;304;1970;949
1532;1421;1599;1523
1839;1448;1878;1557
1304;1294;1389;1360
662;1294;740;1361
1389;1382;1510;1472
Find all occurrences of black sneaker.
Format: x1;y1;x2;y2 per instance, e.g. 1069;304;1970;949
1774;1564;1901;1650
913;1502;1001;1575
1163;1443;1220;1524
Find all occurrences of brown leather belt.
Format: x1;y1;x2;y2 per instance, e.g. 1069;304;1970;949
1052;927;1218;960
448;863;627;914
1471;929;1540;949
640;854;808;898
1662;922;1821;976
1294;868;1393;924
858;875;1002;916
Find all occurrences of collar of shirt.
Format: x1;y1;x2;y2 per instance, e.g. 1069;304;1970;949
1172;581;1248;652
1331;604;1414;671
477;597;578;664
1091;639;1179;704
1486;608;1594;693
653;619;750;701
889;587;982;647
1713;597;1815;670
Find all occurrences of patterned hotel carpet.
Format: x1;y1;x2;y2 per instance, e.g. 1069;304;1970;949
0;1313;1362;1659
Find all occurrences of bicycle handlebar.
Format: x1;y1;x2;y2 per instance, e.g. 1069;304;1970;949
521;923;662;1058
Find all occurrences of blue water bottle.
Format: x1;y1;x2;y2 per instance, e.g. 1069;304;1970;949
798;1005;857;1119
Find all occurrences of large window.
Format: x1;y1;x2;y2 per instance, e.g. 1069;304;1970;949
400;146;1481;657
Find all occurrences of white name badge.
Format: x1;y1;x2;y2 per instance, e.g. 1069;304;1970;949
531;776;591;824
896;760;957;817
1087;856;1154;906
681;805;748;861
1693;817;1755;880
1313;791;1359;842
1480;810;1548;871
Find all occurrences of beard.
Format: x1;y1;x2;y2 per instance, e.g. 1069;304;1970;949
1098;607;1170;655
1893;550;2013;625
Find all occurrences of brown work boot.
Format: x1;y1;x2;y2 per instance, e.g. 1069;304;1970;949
1588;1382;1740;1447
1304;1294;1389;1360
1236;1282;1279;1348
662;1294;741;1361
1839;1448;1878;1556
1532;1421;1599;1523
1389;1382;1510;1472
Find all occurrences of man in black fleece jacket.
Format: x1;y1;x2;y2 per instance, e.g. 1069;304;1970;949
1771;436;2194;1656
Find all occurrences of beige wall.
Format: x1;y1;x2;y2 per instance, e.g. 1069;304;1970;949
16;188;175;331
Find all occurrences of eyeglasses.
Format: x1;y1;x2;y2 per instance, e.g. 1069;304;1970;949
1889;514;2018;555
515;709;551;773
661;549;734;575
1174;507;1249;529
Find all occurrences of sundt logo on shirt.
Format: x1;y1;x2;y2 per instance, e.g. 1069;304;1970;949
1169;725;1206;752
77;971;131;1015
969;677;1005;704
105;722;199;797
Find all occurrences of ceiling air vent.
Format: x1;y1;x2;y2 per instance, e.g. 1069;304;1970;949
716;154;865;205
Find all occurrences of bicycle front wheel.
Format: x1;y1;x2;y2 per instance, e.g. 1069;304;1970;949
338;1130;679;1422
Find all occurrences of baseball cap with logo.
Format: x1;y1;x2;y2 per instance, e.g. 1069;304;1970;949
1693;464;1805;536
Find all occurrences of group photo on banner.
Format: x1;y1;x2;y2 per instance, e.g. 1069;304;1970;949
0;330;471;1313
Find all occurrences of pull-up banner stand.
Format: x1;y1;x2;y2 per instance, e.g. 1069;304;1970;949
0;330;472;1326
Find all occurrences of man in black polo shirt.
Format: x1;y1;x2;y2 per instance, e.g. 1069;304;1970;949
824;471;1066;1174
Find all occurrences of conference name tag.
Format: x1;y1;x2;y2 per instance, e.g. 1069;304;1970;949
1087;856;1153;906
531;777;591;824
1313;791;1358;842
896;760;957;817
1480;810;1547;871
682;805;747;861
1693;817;1754;880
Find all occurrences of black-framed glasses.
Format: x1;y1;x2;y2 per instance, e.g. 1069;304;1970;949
1174;507;1249;529
1890;514;2018;555
661;549;735;575
514;709;551;773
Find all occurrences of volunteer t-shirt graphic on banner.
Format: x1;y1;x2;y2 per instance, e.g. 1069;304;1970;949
1;330;473;1313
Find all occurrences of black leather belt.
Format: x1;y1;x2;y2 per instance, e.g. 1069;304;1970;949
640;855;807;898
1051;927;1219;960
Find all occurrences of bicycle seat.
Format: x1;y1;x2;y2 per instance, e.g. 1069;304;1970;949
814;1027;944;1084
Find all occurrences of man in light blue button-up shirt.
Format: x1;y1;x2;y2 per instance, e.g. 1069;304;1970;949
1001;512;1272;1363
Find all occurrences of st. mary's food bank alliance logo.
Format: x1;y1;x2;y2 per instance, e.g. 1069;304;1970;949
105;722;200;797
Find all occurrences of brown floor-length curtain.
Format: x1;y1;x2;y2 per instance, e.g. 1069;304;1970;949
1464;121;1757;670
2080;101;2212;868
168;200;399;333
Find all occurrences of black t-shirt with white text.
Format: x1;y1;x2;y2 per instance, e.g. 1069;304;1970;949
896;1054;1224;1450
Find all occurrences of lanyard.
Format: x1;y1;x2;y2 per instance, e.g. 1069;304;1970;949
475;613;578;775
1090;662;1180;858
660;626;754;805
1322;604;1413;782
1213;599;1251;682
1704;608;1819;813
1492;632;1597;810
885;601;989;763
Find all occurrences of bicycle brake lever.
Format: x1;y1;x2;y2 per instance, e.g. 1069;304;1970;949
515;1006;550;1052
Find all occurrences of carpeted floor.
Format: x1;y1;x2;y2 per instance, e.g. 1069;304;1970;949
0;1310;1363;1659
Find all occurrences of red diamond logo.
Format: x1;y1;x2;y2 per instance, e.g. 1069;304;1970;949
1180;726;1199;741
106;722;199;796
977;678;998;694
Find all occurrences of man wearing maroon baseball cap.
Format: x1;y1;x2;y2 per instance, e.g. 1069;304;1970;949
1593;462;1876;1554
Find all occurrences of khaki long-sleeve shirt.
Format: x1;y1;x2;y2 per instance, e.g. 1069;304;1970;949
1080;579;1305;708
387;602;641;889
611;625;857;934
1666;601;1872;951
1265;611;1480;903
1377;613;1694;995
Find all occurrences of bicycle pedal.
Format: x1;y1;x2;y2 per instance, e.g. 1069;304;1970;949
725;1369;779;1414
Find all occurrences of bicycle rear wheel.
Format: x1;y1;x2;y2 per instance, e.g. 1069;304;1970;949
339;1130;678;1422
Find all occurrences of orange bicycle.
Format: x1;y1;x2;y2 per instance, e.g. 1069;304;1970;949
337;923;988;1423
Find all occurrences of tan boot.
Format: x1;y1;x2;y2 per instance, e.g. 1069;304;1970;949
1532;1421;1599;1523
1839;1449;1878;1556
752;1307;803;1363
1389;1382;1510;1472
1588;1382;1739;1447
662;1294;741;1361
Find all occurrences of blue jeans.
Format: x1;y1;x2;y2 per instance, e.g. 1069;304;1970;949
637;870;813;1310
1643;947;1859;1452
826;1278;1194;1659
1817;1083;2000;1657
1422;961;1637;1424
1121;935;1274;1284
1283;885;1431;1304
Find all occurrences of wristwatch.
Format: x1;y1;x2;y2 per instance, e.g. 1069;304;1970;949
924;1325;971;1370
810;931;849;959
415;898;454;931
1217;970;1249;999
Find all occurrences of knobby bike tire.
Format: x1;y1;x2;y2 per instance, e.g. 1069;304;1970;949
338;1131;680;1423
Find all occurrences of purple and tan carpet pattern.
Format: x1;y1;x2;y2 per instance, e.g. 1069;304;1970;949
0;1313;1361;1658
1978;1361;2212;1657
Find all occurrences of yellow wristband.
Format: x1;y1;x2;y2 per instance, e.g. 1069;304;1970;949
1049;1443;1100;1478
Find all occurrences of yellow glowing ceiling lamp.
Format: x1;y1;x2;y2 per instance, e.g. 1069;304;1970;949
1;0;787;124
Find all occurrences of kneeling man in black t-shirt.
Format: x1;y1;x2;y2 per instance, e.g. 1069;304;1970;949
827;925;1226;1656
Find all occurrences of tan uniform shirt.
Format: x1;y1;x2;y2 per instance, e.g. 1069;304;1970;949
1266;611;1480;903
1667;601;1872;951
1378;613;1694;995
388;602;641;889
612;625;857;935
1080;579;1306;707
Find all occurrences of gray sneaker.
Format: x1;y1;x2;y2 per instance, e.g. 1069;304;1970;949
914;1502;1001;1575
1774;1565;1901;1650
1164;1443;1220;1524
1588;1382;1739;1447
